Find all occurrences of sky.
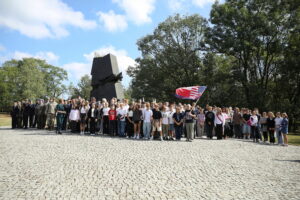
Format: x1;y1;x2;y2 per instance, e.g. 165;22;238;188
0;0;221;88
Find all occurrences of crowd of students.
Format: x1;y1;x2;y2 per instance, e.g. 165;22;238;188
10;97;289;146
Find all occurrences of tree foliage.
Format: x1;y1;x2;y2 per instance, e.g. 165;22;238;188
128;1;300;123
0;58;67;110
128;14;207;101
68;75;92;100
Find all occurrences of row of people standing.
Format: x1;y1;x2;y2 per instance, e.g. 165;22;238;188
11;98;59;130
10;97;289;145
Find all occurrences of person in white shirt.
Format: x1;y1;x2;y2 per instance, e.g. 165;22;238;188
250;110;259;142
69;103;80;133
102;102;110;135
117;103;127;137
142;103;153;139
275;112;283;145
161;106;170;139
214;108;225;140
168;104;176;140
123;99;129;112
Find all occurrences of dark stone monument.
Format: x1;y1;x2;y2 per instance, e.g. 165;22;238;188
90;53;124;101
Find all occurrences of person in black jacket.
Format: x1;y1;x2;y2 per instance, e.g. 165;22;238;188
11;101;19;129
267;112;276;144
28;100;36;128
205;106;215;139
88;103;98;135
17;101;23;128
62;100;71;131
22;100;31;129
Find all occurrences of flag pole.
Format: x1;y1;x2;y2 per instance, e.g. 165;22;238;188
195;97;201;105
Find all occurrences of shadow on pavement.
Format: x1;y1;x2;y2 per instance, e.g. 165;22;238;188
274;159;300;163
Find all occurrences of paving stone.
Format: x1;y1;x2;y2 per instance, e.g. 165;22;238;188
0;128;299;199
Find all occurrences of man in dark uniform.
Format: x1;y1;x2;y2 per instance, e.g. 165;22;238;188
11;101;19;129
33;99;39;128
22;100;30;129
35;99;42;129
41;99;48;129
28;100;36;128
62;100;71;131
17;101;23;128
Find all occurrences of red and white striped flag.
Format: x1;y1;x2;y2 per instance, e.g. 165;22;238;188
175;86;207;100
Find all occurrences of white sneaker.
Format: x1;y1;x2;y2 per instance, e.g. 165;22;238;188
160;136;163;141
126;136;129;139
137;135;140;140
150;136;153;140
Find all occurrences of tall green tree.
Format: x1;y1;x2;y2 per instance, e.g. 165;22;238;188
128;14;208;101
0;58;68;110
68;75;92;100
207;0;296;109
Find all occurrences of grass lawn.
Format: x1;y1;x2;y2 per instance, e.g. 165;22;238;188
287;134;300;146
0;114;11;127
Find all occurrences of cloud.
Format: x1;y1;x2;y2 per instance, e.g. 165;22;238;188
12;51;59;64
98;0;156;31
168;0;188;12
167;0;216;11
191;0;216;7
0;0;97;39
0;44;5;52
112;0;156;25
97;10;127;32
62;62;91;80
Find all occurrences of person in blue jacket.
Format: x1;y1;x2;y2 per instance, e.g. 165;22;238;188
281;113;289;146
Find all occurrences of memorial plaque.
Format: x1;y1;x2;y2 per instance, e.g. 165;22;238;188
90;54;124;101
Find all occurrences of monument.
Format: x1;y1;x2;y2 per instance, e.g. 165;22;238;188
90;53;124;101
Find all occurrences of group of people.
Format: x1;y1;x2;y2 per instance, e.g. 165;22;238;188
10;97;289;146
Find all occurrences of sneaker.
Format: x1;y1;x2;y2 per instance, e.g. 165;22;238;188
137;135;140;140
150;136;153;140
160;136;163;141
90;133;95;136
126;136;129;139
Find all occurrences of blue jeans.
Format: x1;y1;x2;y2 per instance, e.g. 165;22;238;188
175;126;183;140
143;122;151;139
118;120;126;137
276;127;283;144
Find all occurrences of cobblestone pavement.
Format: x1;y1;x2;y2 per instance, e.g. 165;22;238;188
0;128;299;200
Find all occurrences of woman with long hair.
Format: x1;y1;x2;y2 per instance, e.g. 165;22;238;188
259;112;268;143
132;104;143;139
281;113;289;146
79;100;89;135
267;112;275;144
126;104;134;138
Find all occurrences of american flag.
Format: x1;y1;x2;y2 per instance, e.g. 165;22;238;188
175;86;207;100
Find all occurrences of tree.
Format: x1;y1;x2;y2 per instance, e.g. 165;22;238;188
68;75;92;100
0;58;68;111
128;14;208;101
207;0;296;109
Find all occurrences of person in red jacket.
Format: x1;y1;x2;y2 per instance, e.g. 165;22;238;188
108;105;117;136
